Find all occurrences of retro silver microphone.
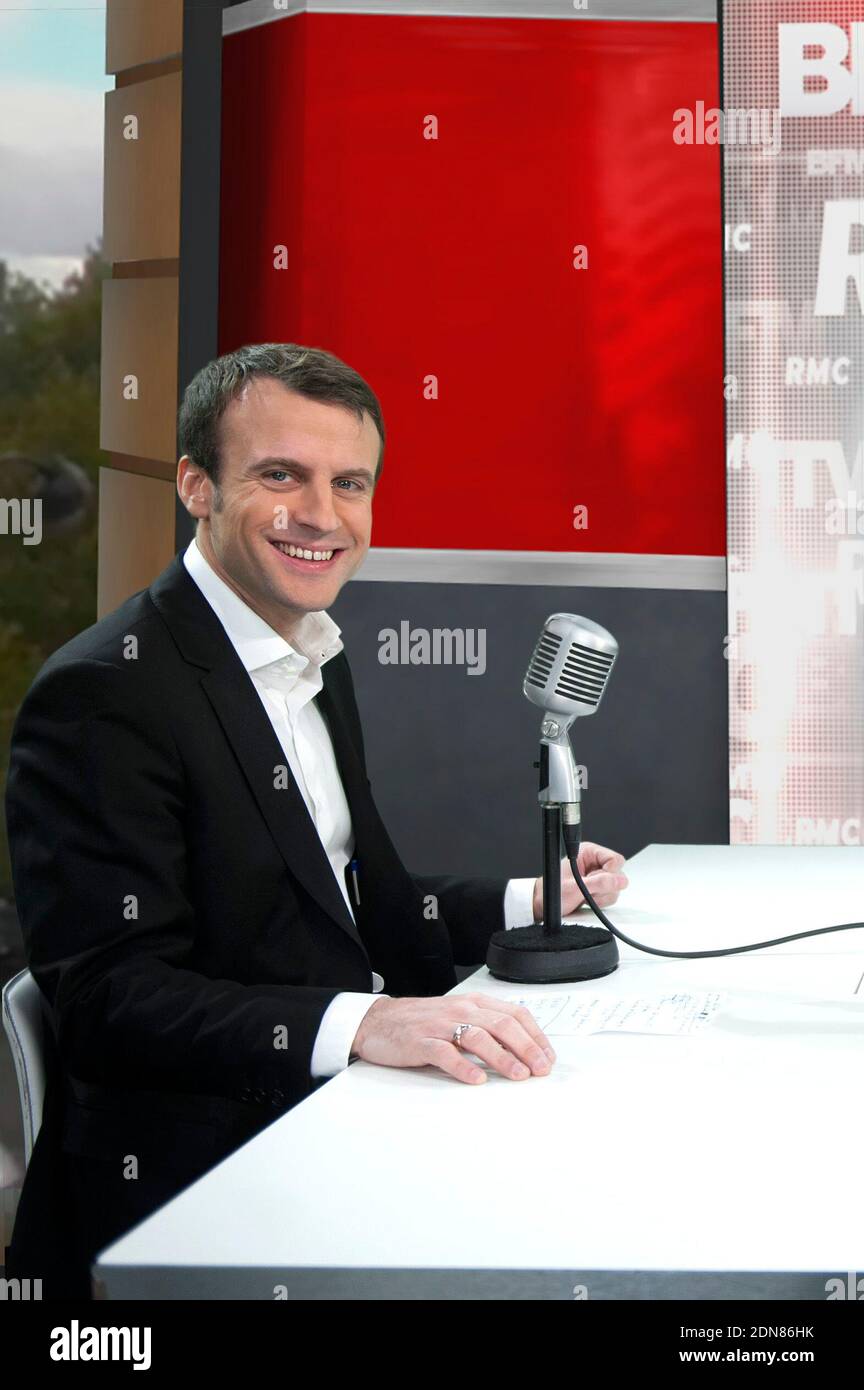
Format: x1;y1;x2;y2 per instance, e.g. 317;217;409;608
491;612;864;984
486;612;620;984
523;613;618;825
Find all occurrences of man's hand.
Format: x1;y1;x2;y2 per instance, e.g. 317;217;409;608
351;992;557;1086
532;841;628;922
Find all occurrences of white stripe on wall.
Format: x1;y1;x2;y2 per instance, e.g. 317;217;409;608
355;548;727;590
225;0;717;37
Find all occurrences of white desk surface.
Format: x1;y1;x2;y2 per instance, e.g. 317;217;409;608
96;845;864;1300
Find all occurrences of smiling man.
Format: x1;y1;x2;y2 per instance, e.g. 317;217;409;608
177;368;376;617
5;343;628;1298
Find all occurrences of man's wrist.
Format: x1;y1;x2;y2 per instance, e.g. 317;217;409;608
311;992;385;1079
350;995;389;1060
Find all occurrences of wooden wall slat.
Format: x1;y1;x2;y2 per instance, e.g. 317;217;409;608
103;72;182;263
100;278;180;463
97;468;177;617
106;0;183;76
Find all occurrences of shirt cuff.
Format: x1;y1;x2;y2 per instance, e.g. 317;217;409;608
310;992;387;1079
503;877;537;931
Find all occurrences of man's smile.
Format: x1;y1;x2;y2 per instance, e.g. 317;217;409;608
267;537;347;574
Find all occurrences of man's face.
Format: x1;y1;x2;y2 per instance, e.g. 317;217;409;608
181;377;378;631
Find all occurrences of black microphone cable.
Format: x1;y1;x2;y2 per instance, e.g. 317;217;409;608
561;822;864;959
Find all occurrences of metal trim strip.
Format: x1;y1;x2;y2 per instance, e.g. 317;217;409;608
354;548;727;590
224;0;717;38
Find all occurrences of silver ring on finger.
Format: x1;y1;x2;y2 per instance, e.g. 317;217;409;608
452;1023;474;1048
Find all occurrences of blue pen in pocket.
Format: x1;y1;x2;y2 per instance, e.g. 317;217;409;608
349;856;361;906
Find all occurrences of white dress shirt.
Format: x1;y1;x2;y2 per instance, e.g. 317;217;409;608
183;537;536;1079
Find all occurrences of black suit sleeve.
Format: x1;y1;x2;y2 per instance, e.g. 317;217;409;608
5;657;341;1106
409;873;510;966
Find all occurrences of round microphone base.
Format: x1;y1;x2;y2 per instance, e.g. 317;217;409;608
486;922;619;984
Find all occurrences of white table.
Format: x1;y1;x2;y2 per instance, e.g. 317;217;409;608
95;845;864;1300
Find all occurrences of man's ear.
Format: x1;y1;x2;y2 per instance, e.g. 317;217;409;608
177;454;212;521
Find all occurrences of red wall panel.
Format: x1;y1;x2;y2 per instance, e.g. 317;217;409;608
220;14;724;556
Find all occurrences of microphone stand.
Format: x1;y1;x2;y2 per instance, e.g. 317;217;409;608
541;803;563;932
486;723;620;984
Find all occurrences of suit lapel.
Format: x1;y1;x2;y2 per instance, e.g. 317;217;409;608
315;656;420;908
199;664;368;954
315;657;373;835
149;556;369;959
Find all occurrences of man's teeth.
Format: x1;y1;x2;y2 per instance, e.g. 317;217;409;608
272;541;335;561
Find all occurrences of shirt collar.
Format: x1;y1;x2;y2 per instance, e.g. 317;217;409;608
182;537;343;677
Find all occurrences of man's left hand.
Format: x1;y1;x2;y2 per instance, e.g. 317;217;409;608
532;842;628;922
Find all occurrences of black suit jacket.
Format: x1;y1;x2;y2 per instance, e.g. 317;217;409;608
5;553;508;1297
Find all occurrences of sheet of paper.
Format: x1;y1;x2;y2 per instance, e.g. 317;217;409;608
506;991;725;1037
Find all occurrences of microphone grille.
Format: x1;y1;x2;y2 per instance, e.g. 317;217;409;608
524;615;618;712
524;629;562;691
556;640;616;707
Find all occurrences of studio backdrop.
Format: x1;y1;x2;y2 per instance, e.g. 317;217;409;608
217;0;728;876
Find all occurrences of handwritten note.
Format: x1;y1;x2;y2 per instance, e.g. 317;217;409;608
508;991;726;1037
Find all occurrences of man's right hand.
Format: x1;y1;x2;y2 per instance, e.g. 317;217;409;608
350;992;557;1085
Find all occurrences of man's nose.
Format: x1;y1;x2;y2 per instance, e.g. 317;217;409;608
291;479;340;534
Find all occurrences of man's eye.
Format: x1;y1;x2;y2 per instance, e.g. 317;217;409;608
265;470;290;482
334;478;361;491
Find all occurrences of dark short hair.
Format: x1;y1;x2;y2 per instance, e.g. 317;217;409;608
177;343;386;485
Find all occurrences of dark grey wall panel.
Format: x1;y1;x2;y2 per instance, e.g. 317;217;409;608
175;0;227;553
330;581;730;881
